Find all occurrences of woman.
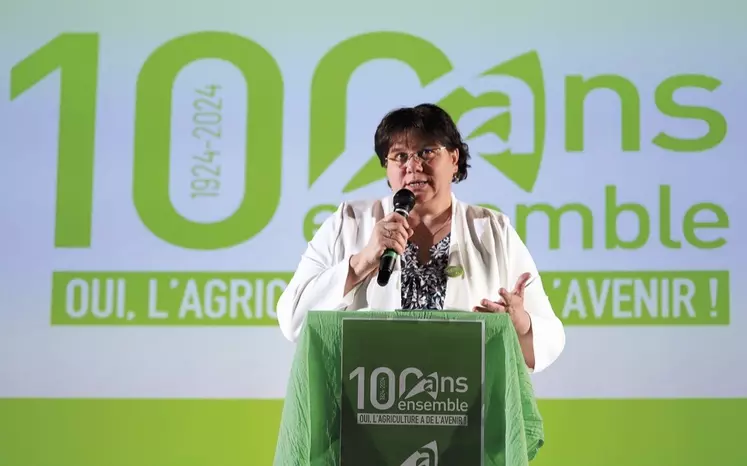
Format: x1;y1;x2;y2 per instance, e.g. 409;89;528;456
276;103;565;373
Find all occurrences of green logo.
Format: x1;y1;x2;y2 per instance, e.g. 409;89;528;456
305;32;728;196
307;31;546;193
9;31;728;251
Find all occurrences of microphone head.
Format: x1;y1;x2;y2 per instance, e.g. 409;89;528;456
393;188;416;215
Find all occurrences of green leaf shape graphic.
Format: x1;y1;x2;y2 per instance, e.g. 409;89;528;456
309;32;453;188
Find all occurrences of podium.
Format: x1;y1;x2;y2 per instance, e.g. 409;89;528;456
273;311;544;466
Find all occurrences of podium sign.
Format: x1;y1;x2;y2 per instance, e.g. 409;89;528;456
340;317;485;465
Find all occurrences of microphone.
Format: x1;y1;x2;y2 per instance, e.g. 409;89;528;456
377;188;416;287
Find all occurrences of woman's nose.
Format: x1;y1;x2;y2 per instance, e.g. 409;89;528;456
405;156;423;172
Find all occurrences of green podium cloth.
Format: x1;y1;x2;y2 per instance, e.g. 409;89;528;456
273;311;544;466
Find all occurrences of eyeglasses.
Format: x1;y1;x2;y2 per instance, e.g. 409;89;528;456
386;146;445;166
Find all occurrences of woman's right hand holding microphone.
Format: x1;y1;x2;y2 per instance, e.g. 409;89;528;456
346;213;413;291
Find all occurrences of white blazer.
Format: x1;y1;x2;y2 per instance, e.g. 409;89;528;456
276;193;565;373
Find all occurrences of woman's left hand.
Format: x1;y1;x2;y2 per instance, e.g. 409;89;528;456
473;272;533;336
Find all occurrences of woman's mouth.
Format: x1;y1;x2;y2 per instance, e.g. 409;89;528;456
406;180;428;189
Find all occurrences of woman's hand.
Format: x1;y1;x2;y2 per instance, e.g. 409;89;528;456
349;213;413;278
473;272;533;336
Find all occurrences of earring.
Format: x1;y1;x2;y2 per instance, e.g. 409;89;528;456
452;173;458;182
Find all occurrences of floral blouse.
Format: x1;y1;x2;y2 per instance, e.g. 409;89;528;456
400;233;451;310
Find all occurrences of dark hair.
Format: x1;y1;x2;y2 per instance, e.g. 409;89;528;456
374;103;471;183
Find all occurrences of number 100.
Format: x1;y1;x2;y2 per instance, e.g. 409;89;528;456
10;32;283;249
349;366;398;411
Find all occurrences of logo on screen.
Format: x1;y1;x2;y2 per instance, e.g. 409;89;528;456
306;32;547;194
438;51;546;194
13;31;728;255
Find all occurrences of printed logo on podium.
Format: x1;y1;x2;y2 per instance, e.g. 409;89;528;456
340;317;485;465
351;366;471;427
400;440;438;466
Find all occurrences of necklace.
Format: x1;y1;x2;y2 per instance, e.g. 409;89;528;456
428;210;452;237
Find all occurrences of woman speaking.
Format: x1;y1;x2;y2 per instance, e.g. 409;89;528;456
276;103;565;373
